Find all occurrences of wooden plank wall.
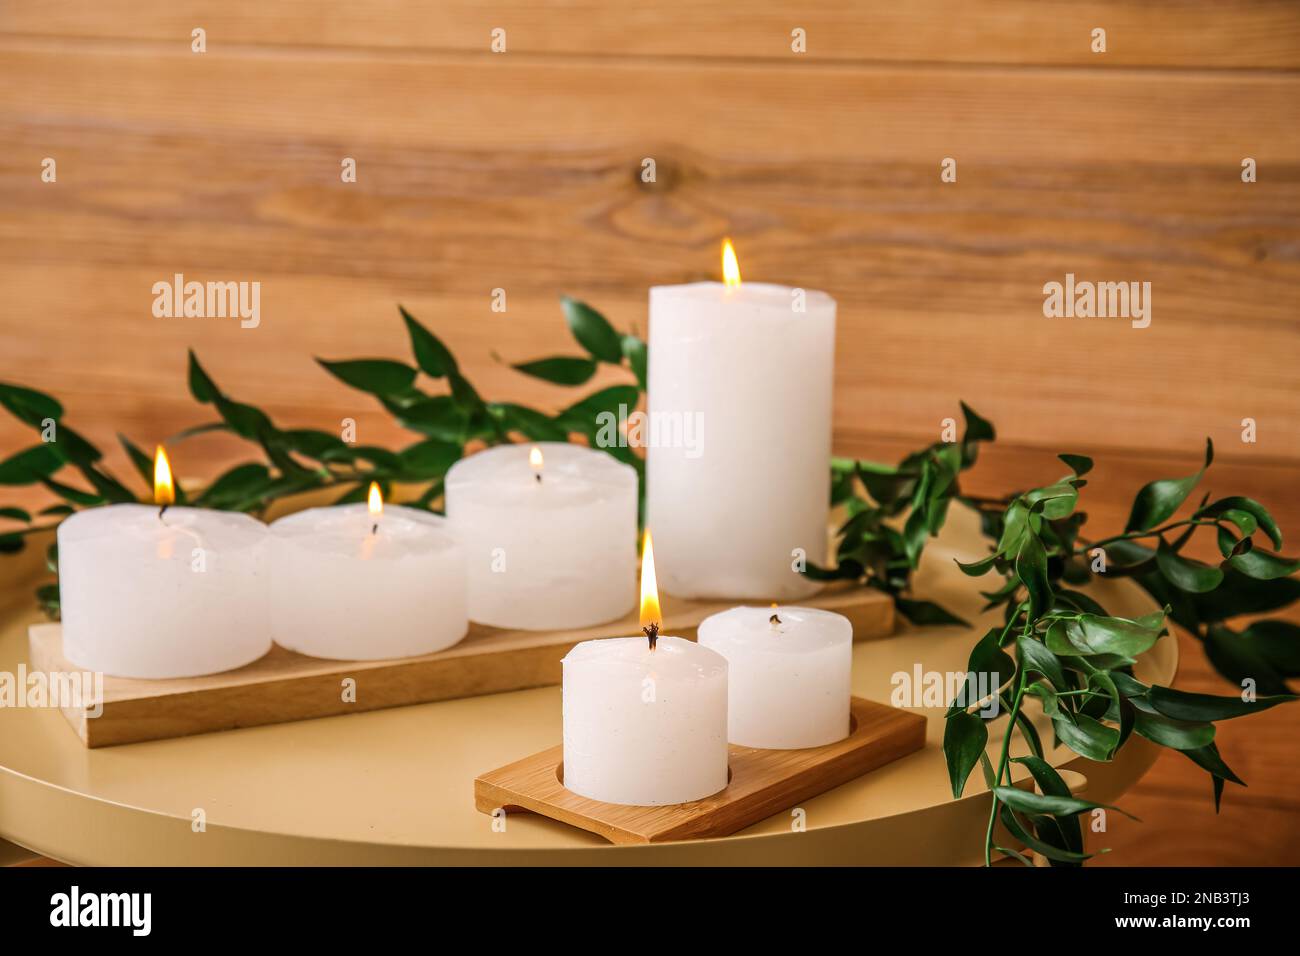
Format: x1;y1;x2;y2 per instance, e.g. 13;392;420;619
0;2;1297;864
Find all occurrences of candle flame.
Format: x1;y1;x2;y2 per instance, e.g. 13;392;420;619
721;238;742;289
153;445;175;506
639;529;661;630
529;445;543;472
367;481;383;518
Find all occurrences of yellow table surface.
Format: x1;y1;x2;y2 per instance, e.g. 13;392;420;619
0;507;1174;865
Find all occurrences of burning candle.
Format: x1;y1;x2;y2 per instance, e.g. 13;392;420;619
646;239;835;600
698;605;852;749
269;483;467;660
58;446;271;678
444;442;637;630
560;532;729;805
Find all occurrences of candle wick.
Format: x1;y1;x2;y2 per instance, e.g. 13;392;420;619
770;613;782;627
157;504;169;522
371;523;378;535
642;621;659;652
534;473;542;484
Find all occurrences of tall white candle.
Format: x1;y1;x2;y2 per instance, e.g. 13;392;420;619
58;448;269;678
561;533;729;805
445;442;637;630
698;605;852;749
646;242;835;600
269;487;467;660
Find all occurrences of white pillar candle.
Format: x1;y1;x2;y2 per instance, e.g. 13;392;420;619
646;242;836;600
269;488;467;660
562;635;729;805
58;504;270;679
698;605;852;749
444;442;637;630
561;533;728;805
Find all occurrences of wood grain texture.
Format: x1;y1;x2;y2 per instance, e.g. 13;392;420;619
26;583;892;747
0;44;1296;468
474;696;927;844
3;2;1298;68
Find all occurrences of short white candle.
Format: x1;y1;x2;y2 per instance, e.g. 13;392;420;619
698;605;852;749
561;533;728;805
269;487;467;660
646;241;836;600
444;442;637;630
58;448;270;678
562;636;729;805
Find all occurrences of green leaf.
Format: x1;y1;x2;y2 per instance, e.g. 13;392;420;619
895;597;968;628
561;296;623;363
1124;438;1213;532
197;463;272;507
0;382;62;427
0;445;64;485
947;627;1014;715
1025;480;1079;521
1155;536;1224;592
1133;710;1215;751
399;439;463;479
943;712;988;797
555;385;639;437
1145;685;1296;722
1010;755;1086;855
0;506;31;523
118;434;155;486
901;506;929;569
278;429;352;462
997;499;1031;557
1016;532;1051;619
1216;508;1258;538
1198;495;1282;550
41;476;101;506
1058;453;1094;477
488;404;568;443
1057;613;1163;659
959;401;995;443
993;786;1137;820
351;446;402;472
622;335;648;390
187;350;219;403
385;395;468;443
1229;547;1300;581
1053;712;1120;761
511;356;598;386
1182;742;1246;787
317;359;417;396
998;805;1092;864
213;395;274;441
1018;636;1068;691
954;553;997;577
50;426;102;467
855;461;914;509
400;306;458;378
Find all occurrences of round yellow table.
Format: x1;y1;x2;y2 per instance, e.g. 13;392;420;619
0;508;1173;865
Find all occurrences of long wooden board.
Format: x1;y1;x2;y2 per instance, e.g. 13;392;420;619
474;696;927;844
4;1;1297;68
27;584;893;748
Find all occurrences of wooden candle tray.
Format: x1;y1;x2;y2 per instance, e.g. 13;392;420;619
474;696;926;844
28;584;892;748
